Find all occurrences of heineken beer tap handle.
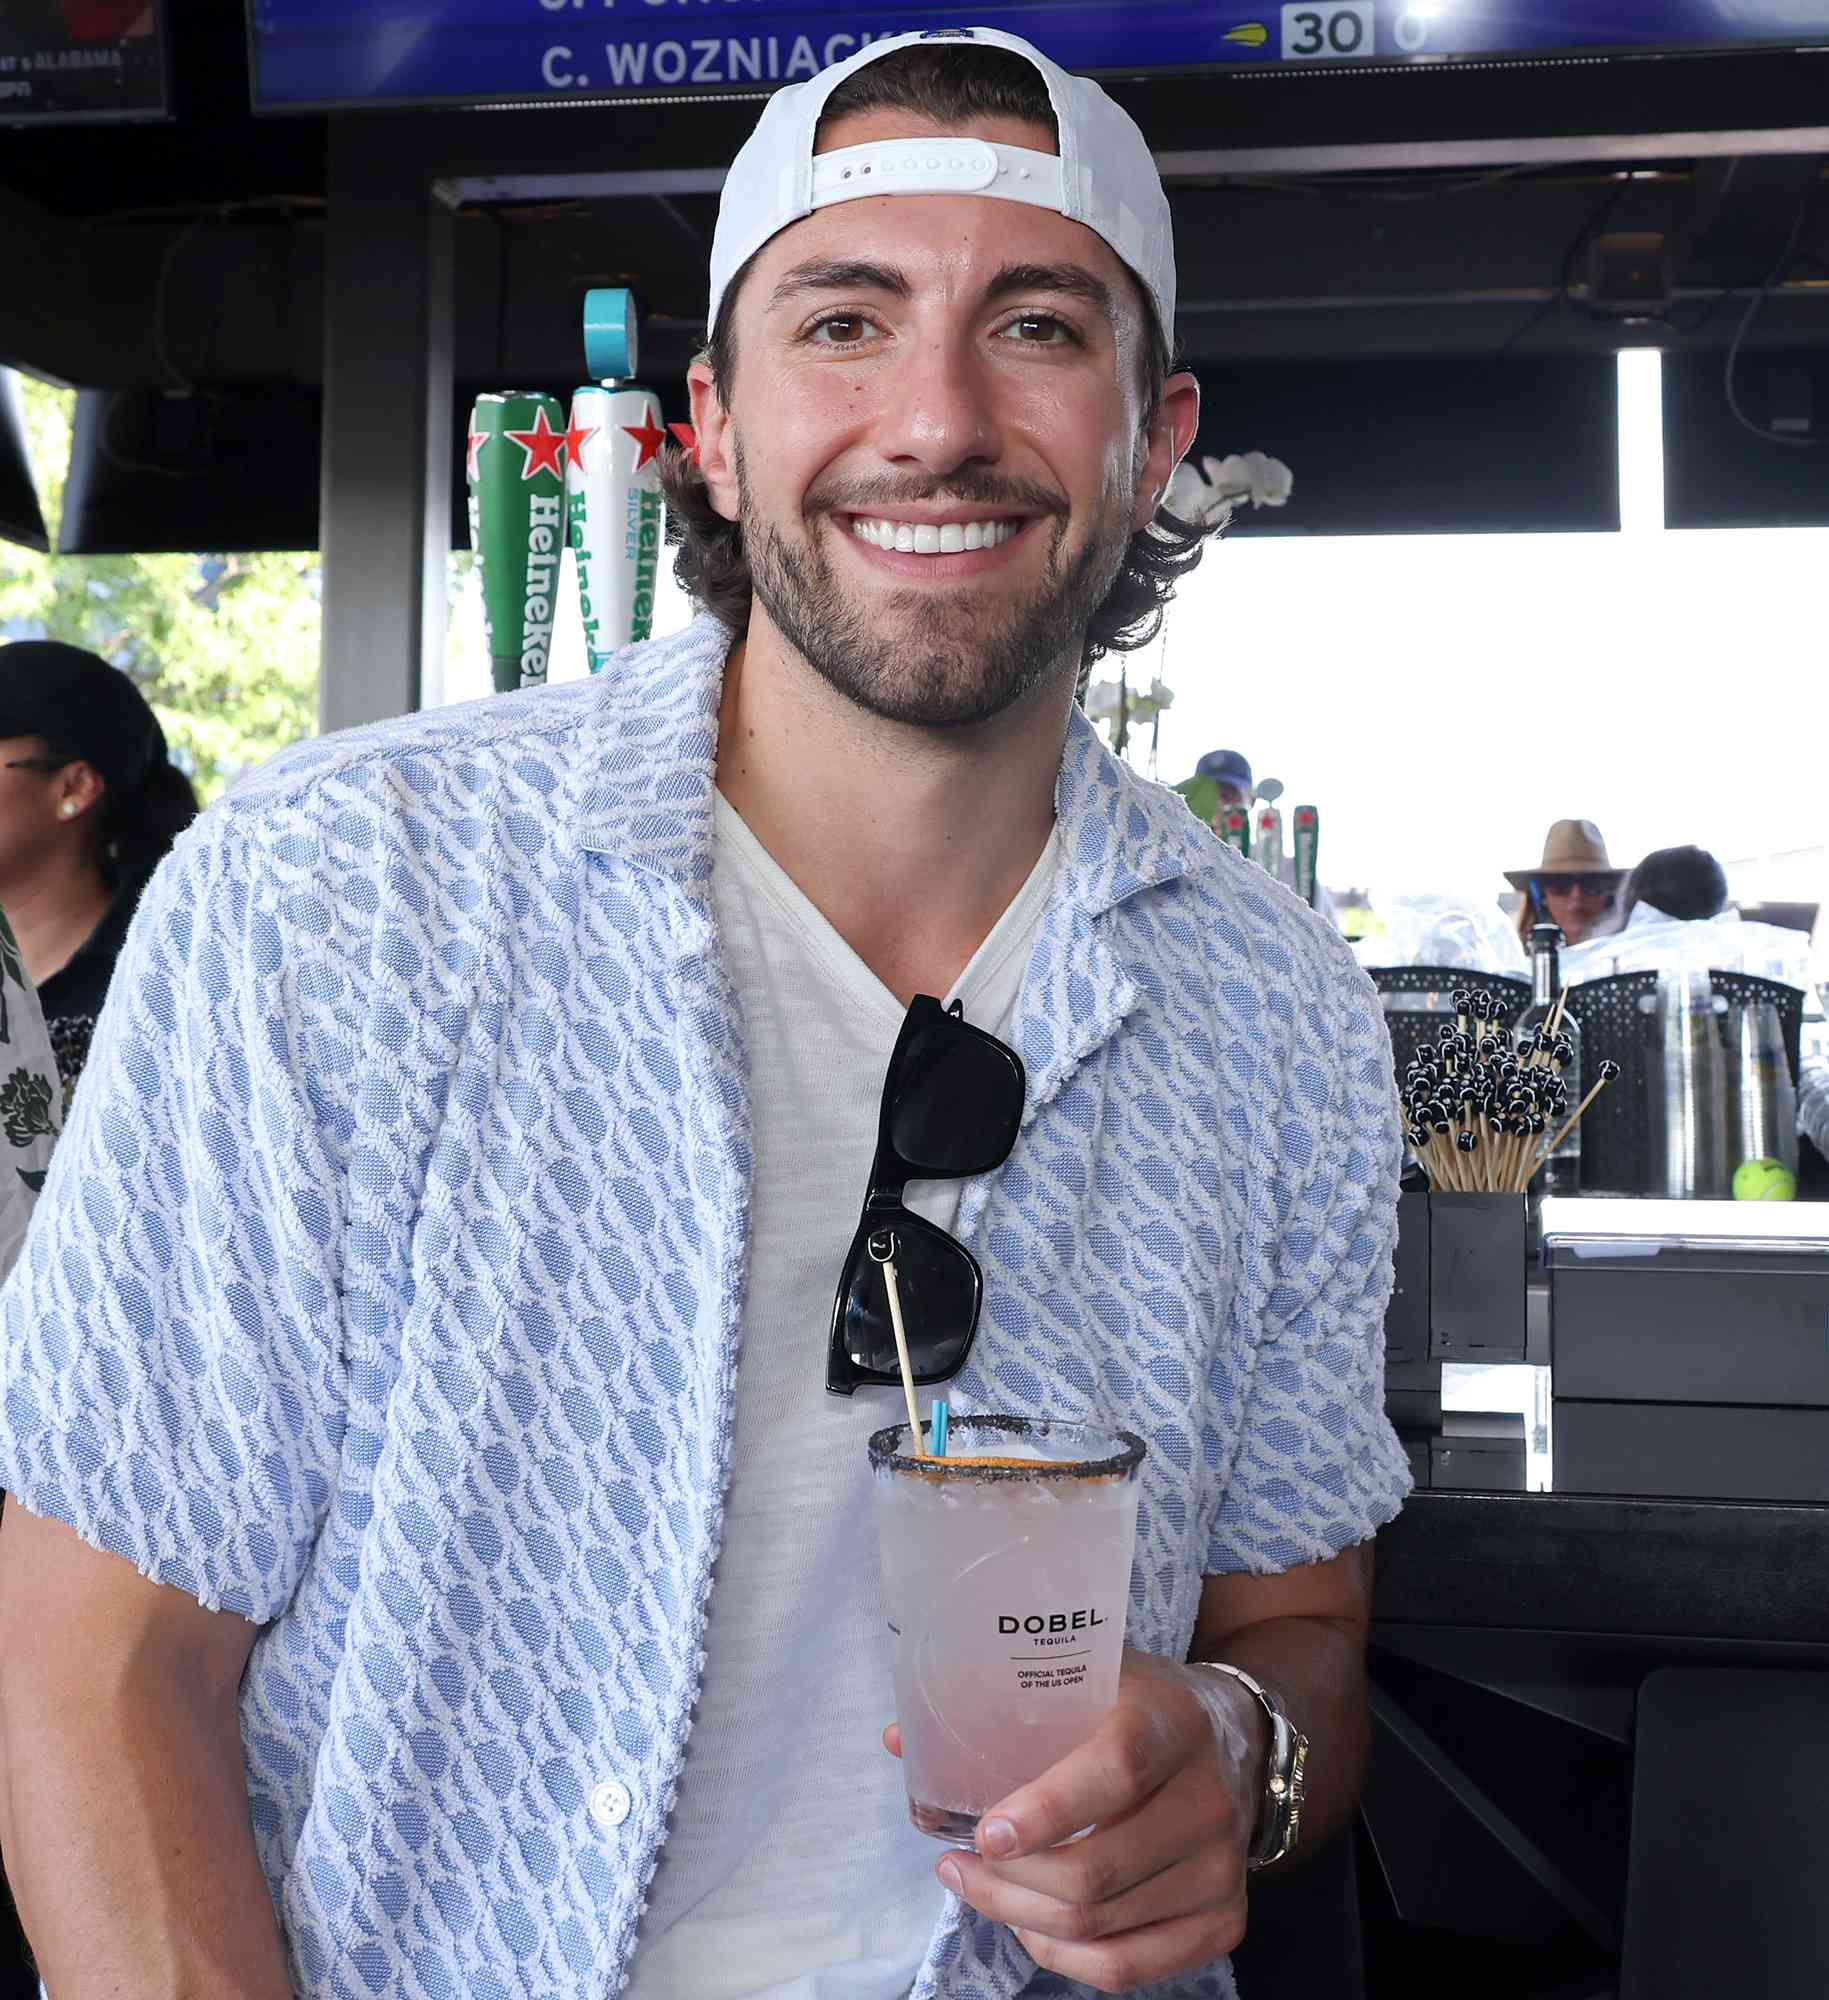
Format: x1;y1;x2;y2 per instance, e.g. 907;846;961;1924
1253;794;1284;881
569;289;666;667
1219;803;1251;859
583;286;638;382
467;390;567;693
1293;804;1320;908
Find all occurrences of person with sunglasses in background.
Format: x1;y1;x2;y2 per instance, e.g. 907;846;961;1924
0;32;1413;2000
1505;818;1627;952
0;640;199;1109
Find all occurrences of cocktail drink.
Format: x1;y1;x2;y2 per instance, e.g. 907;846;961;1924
869;1416;1146;1847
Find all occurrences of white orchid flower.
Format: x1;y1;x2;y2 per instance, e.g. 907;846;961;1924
1129;679;1175;722
1163;451;1295;526
1162;457;1235;528
1083;680;1126;726
1229;450;1294;509
1084;676;1174;736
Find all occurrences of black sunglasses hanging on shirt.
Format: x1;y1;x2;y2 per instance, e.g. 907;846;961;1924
826;994;1026;1397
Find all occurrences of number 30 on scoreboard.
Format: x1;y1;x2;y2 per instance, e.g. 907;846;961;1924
1279;2;1375;60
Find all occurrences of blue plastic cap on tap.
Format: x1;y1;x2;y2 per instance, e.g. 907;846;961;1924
583;287;638;381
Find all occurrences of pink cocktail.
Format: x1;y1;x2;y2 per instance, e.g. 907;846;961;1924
869;1416;1146;1847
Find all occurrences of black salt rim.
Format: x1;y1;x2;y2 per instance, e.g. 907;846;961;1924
867;1414;1146;1482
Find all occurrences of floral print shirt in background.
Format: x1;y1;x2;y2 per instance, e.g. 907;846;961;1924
0;908;61;1283
35;874;141;1113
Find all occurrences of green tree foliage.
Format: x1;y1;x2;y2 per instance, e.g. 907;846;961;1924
0;372;319;803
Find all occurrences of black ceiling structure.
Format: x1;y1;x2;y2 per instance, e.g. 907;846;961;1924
1;1;1826;556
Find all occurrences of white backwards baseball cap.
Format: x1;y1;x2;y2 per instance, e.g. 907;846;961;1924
707;26;1176;342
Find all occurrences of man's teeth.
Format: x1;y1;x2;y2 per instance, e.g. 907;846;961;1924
849;518;1022;554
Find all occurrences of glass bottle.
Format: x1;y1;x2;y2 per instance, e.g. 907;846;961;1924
1515;923;1582;1197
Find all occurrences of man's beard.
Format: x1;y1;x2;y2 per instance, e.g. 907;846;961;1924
736;447;1133;729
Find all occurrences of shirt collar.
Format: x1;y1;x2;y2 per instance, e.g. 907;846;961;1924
574;612;1215;921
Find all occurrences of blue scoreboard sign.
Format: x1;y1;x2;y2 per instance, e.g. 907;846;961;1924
247;2;1829;111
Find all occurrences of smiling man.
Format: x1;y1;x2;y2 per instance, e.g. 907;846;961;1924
0;28;1411;2000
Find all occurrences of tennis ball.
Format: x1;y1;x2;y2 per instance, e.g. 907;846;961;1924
1732;1158;1797;1202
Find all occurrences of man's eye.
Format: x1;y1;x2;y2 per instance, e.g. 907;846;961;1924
808;315;874;346
1000;315;1074;344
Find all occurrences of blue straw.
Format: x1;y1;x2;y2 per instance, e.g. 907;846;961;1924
930;1400;950;1458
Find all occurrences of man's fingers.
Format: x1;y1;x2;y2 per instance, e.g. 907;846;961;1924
976;1680;1199;1859
941;1844;1241;1950
1011;1901;1249;1996
965;1760;1234;1902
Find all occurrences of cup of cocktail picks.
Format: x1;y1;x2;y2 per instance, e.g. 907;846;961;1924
1401;987;1622;1194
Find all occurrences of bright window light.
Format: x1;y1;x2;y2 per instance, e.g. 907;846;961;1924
1617;347;1666;535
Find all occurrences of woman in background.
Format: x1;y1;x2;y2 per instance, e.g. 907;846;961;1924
0;641;198;1107
1505;818;1626;950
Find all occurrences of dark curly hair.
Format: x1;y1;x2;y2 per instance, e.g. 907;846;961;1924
1621;845;1730;924
657;42;1218;673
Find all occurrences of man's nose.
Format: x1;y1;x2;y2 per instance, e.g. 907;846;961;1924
871;326;1003;475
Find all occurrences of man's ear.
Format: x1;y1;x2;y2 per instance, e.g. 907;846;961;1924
687;357;740;524
1132;369;1201;532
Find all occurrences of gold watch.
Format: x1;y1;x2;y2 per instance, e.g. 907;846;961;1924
1188;1661;1309;1871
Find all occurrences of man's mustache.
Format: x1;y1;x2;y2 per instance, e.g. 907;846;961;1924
801;468;1070;520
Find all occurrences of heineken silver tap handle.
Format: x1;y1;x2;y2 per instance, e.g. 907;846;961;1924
567;288;666;667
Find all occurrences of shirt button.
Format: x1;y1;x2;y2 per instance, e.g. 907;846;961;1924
588;1779;632;1830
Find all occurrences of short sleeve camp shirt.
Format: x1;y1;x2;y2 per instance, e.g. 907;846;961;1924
0;614;1412;2000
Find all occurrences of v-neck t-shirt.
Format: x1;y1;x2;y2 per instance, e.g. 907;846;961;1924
624;796;1060;2000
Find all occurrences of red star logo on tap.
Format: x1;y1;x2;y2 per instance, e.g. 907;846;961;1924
464;423;490;481
621;411;668;471
562;416;599;472
504;406;567;481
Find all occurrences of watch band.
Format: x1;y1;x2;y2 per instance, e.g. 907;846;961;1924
1187;1661;1309;1871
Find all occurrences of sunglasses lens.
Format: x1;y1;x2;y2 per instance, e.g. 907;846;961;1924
889;1021;1022;1175
838;1219;977;1382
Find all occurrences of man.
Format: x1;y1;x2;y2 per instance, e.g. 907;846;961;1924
0;29;1411;2000
1564;843;1813;990
1177;748;1337;923
1174;747;1255;831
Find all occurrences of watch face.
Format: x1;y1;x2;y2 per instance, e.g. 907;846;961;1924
1283;1733;1310;1858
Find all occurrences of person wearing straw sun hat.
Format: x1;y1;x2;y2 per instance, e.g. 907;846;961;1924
0;29;1411;2000
1506;818;1627;949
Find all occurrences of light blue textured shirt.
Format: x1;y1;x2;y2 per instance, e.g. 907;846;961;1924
0;615;1411;2000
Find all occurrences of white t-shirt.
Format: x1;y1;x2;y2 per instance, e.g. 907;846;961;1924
624;795;1060;2000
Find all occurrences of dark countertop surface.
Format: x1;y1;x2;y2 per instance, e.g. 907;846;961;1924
1372;1489;1829;1645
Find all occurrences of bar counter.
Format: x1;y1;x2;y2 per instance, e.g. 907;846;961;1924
1347;1488;1829;1997
1373;1487;1829;1642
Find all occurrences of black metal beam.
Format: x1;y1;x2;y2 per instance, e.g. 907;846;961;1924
317;121;454;732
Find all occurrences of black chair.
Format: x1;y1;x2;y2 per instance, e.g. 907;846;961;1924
1366;967;1532;1084
1563;972;1658;1194
1707;969;1804;1087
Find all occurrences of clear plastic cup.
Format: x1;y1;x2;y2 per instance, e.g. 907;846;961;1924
868;1415;1146;1847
